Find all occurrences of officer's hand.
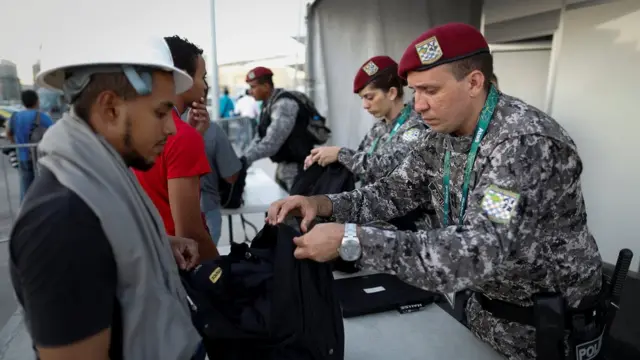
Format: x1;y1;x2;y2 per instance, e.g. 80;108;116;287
267;195;318;232
168;236;200;270
188;97;211;136
310;146;341;167
293;223;343;262
303;155;316;170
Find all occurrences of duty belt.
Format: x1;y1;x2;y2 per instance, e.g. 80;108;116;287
476;293;599;328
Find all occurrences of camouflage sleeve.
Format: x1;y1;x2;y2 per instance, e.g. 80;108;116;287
326;142;430;223
356;135;574;294
243;98;299;164
337;125;424;178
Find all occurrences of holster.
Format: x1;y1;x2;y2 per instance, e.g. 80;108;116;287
532;293;566;360
477;291;606;360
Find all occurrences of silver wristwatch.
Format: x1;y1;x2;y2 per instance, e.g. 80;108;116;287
338;223;361;262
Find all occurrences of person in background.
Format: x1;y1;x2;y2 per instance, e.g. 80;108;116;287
200;119;242;245
134;35;219;262
243;66;305;191
6;90;54;200
232;88;260;151
305;56;427;186
235;89;260;119
219;86;235;118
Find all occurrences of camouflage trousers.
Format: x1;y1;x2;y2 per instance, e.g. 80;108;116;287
466;295;536;360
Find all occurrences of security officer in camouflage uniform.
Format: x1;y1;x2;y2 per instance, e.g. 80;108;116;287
267;23;603;360
305;56;435;231
243;66;306;191
305;56;426;186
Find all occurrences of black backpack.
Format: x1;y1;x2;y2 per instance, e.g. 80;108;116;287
181;224;345;360
268;91;331;146
289;163;356;197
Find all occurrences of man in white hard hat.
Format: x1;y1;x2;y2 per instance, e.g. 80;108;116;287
9;35;203;360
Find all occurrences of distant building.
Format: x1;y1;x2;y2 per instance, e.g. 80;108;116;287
32;62;41;86
0;60;21;102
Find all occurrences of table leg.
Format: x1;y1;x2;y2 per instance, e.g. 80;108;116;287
227;215;234;244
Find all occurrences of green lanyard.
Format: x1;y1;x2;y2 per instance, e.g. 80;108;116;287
442;86;499;226
368;105;413;155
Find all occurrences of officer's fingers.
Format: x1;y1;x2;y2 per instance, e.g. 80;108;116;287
300;208;316;233
276;198;299;223
293;236;310;259
266;200;285;224
310;148;321;155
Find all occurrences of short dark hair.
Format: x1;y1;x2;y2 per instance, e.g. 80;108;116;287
449;53;494;91
368;65;406;98
73;73;138;121
254;75;274;88
223;86;230;95
164;35;204;77
21;90;39;108
490;73;498;84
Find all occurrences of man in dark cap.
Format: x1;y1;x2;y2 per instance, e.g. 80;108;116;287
242;67;305;191
266;23;602;359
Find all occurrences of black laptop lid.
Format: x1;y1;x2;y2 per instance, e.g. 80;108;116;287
333;273;438;318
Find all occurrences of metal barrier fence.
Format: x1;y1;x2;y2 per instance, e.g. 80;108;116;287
216;116;257;154
0;142;39;243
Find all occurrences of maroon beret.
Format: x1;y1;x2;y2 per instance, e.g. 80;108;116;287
246;67;273;82
398;23;489;79
353;56;398;93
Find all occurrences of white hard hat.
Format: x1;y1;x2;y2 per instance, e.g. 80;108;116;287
36;34;193;95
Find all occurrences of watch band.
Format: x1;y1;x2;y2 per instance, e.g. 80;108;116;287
344;223;357;238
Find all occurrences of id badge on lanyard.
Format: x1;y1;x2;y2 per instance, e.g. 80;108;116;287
442;86;499;226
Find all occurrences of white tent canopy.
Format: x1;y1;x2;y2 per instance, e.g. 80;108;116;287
305;0;482;149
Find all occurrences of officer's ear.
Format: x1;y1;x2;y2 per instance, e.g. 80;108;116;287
467;70;485;98
387;87;398;101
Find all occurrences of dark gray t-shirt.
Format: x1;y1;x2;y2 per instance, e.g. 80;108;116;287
200;122;242;212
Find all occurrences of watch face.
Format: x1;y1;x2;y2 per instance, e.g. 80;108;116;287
339;239;361;262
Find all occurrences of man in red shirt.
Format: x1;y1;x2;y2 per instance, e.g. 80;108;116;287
134;35;219;261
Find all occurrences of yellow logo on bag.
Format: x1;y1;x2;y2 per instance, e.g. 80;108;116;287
209;267;222;283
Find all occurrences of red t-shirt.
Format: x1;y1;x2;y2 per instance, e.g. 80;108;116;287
134;110;211;235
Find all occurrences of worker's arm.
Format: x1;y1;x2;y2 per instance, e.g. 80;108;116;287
165;126;218;261
168;176;219;261
38;331;111;360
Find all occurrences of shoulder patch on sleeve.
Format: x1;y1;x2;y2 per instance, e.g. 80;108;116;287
481;184;520;224
402;128;421;142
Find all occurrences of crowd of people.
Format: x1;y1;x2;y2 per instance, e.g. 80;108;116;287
5;21;610;360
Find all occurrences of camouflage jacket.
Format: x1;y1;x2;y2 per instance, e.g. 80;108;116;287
337;105;427;186
327;93;602;359
244;88;301;188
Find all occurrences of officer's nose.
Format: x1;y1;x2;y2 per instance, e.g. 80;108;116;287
362;99;370;110
414;97;430;114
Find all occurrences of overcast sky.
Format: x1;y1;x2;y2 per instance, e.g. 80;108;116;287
0;0;310;84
